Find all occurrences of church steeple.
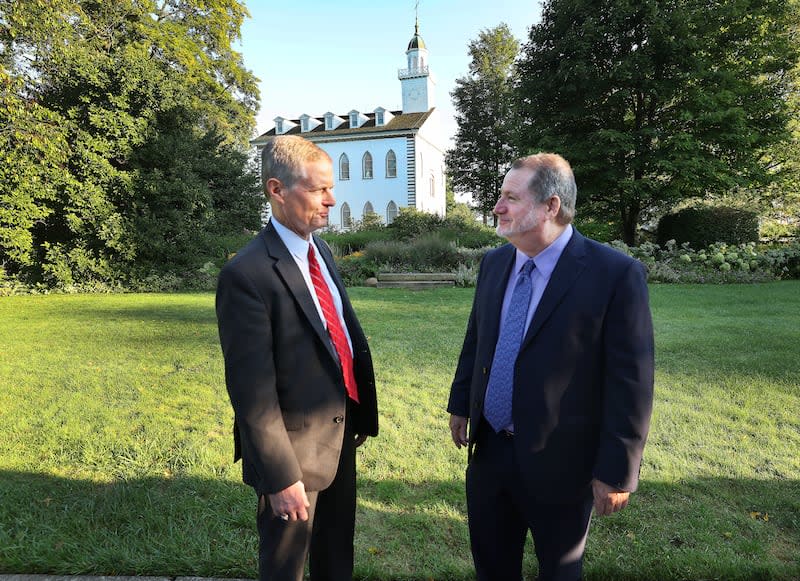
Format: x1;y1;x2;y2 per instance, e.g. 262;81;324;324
398;13;435;113
407;16;426;50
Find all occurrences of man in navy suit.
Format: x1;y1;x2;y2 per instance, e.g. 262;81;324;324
448;153;654;581
216;135;378;581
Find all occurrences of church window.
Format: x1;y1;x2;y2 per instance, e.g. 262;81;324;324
387;201;398;224
430;173;435;198
339;154;350;180
363;202;374;216
386;150;397;178
376;111;384;125
341;203;352;229
362;152;373;179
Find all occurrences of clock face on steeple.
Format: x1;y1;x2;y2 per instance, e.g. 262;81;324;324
409;87;420;100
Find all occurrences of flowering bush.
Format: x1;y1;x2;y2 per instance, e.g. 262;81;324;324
608;239;800;283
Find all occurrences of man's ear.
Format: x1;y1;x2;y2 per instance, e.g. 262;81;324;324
546;195;561;219
266;177;285;204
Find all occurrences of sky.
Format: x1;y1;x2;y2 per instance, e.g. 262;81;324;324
236;1;542;145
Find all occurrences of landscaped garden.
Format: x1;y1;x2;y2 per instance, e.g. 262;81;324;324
1;282;798;580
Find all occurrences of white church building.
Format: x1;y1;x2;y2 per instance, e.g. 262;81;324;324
251;20;447;230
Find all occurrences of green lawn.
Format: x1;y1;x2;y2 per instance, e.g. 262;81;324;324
1;282;798;580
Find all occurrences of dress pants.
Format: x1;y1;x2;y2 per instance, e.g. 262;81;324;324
256;413;357;581
466;420;594;581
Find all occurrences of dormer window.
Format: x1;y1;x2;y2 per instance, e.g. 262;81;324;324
273;116;297;135
350;112;358;128
299;114;321;133
373;107;393;126
324;112;344;131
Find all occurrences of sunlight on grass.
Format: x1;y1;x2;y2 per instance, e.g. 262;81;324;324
1;283;799;580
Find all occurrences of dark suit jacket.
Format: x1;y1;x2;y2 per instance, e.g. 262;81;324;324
448;230;654;502
216;222;378;496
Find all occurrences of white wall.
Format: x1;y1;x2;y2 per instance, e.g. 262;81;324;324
317;136;409;229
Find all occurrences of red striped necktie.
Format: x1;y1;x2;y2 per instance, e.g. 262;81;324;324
307;244;359;403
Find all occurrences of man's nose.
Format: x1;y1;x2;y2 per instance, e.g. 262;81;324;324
323;188;335;205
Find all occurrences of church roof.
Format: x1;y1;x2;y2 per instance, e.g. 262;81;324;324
251;109;435;144
407;33;426;50
407;19;426;50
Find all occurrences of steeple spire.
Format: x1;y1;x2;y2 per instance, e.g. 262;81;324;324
399;3;435;113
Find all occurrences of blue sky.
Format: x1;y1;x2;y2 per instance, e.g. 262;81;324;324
237;1;542;144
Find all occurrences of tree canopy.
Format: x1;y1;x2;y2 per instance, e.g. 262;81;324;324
446;24;519;225
514;0;798;244
0;0;262;287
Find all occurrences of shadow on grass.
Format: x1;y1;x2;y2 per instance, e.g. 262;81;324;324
1;471;798;580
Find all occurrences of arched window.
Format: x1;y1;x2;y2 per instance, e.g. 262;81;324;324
362;152;373;179
341;202;352;229
339;153;350;180
386;201;398;225
429;173;435;198
386;150;397;178
363;201;374;216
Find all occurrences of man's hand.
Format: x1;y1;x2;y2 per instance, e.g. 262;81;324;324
449;414;469;449
592;479;630;516
268;480;310;522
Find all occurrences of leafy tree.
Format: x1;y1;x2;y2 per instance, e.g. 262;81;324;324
447;24;519;225
0;0;261;286
759;0;800;239
515;0;797;244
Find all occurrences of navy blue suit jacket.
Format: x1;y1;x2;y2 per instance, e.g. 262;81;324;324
448;230;654;502
216;222;378;496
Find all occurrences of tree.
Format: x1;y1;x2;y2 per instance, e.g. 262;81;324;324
515;0;798;244
0;0;261;286
447;24;519;225
758;0;800;239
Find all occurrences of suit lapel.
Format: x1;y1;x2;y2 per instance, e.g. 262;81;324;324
522;230;587;348
261;224;339;363
485;245;517;348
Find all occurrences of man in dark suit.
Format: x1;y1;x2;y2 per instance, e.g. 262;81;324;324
216;135;378;581
448;153;654;581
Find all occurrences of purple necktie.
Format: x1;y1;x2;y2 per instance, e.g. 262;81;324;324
483;259;536;432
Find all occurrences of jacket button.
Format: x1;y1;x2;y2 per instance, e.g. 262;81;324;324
333;415;344;424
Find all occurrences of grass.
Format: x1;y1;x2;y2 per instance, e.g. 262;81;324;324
0;282;798;580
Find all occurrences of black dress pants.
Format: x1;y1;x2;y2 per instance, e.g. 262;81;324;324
466;421;594;581
256;417;357;581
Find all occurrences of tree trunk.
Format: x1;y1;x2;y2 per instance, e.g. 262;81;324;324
621;202;640;246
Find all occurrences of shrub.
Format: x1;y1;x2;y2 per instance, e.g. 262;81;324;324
353;212;385;232
657;206;758;248
361;234;488;274
607;239;800;283
320;230;393;255
573;218;621;243
388;208;444;240
335;252;378;287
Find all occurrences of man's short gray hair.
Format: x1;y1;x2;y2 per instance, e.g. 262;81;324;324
261;135;331;197
511;153;577;225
